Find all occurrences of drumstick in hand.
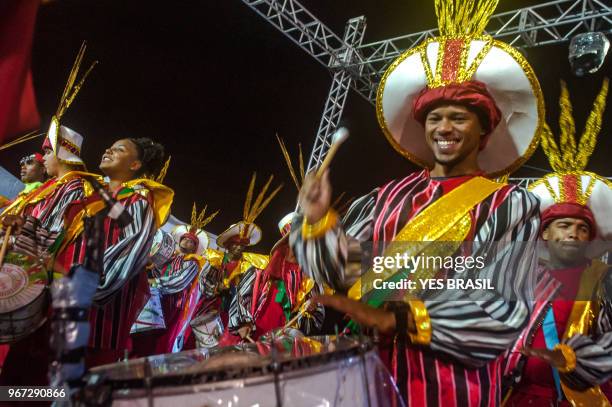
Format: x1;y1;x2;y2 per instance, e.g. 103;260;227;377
282;300;311;330
0;226;12;268
315;127;349;178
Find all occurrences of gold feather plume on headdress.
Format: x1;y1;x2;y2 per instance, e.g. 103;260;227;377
55;41;98;121
154;156;171;184
276;134;304;191
241;172;283;237
540;79;609;173
189;202;219;233
539;78;609;204
435;0;499;37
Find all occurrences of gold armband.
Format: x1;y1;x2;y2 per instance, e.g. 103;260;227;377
301;209;338;239
554;343;577;373
407;300;432;345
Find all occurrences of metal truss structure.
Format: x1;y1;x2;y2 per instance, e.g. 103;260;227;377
241;0;611;172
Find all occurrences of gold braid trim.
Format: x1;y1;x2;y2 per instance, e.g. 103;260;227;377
301;209;339;240
407;299;432;345
554;344;577;374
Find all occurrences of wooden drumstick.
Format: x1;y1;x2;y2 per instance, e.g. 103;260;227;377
0;226;12;268
282;300;311;331
245;335;255;344
315;127;349;178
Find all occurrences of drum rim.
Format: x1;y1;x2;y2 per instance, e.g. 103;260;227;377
85;337;374;388
98;348;380;400
0;289;49;344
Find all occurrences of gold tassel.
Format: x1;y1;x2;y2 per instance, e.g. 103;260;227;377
56;41;98;120
190;202;198;227
243;173;257;222
155;156;171;184
0;130;45;152
298;143;305;183
558;81;578;168
199;209;219;229
435;0;499;37
576;78;609;170
248;175;274;223
242;172;283;225
539;123;564;173
277;135;301;191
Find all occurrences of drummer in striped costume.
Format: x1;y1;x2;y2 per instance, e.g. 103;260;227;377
291;0;543;405
133;203;217;355
201;174;281;341
227;141;325;341
503;79;612;406
228;212;325;341
57;137;173;367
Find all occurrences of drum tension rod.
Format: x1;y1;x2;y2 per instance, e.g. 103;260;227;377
270;332;283;407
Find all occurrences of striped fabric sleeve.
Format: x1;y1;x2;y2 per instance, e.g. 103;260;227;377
94;197;156;304
422;188;540;367
42;183;85;233
289;189;378;291
228;266;256;333
200;264;222;299
562;275;612;388
156;258;201;295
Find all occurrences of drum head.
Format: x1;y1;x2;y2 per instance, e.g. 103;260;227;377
0;253;46;314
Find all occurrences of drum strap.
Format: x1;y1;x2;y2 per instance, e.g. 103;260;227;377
52;307;90;322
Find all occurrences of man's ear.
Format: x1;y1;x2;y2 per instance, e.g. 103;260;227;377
130;160;143;173
542;227;550;241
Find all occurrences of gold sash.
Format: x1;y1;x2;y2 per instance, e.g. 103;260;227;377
560;260;610;407
348;176;504;301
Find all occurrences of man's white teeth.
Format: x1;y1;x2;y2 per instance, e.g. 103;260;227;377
437;140;458;146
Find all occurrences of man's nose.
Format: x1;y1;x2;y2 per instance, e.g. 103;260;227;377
436;119;453;133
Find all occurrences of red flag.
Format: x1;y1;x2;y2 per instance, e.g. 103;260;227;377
0;0;40;146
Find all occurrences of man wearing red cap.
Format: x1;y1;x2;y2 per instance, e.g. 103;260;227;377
290;1;544;405
0;153;47;212
503;80;612;406
195;174;280;342
226;213;325;342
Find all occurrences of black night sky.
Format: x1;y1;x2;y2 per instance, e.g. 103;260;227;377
2;0;610;250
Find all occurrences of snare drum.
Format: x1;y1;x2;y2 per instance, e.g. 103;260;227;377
190;311;223;349
130;286;166;334
0;252;50;344
82;336;404;406
150;230;175;270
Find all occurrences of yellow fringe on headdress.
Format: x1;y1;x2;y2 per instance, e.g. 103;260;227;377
540;79;609;173
155;156;171;184
276;134;305;191
241;173;283;237
538;78;609;205
0;130;45;152
55;41;98;121
189;202;219;232
435;0;499;37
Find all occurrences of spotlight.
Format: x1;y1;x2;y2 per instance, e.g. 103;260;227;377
568;32;610;77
